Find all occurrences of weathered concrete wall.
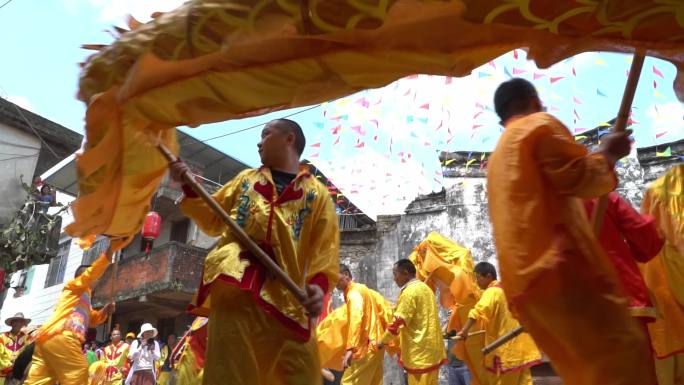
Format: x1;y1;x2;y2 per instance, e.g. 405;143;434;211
0;123;41;225
338;148;681;385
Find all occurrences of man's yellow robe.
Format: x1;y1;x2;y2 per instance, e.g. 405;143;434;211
641;164;684;385
341;282;392;385
487;112;655;385
317;306;349;371
381;280;446;385
181;166;339;385
468;281;541;385
25;253;111;385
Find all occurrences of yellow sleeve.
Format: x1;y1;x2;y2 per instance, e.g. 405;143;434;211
65;253;111;292
468;288;496;323
535;121;617;198
304;184;340;293
180;170;250;237
345;289;364;351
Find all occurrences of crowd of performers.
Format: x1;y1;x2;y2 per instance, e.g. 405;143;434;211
7;78;683;385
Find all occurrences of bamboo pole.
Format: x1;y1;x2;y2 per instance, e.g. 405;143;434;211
592;51;646;233
157;144;308;303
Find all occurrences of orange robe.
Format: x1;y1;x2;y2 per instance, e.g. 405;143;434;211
487;112;655;385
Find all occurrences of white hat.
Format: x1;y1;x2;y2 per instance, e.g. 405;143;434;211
137;323;158;339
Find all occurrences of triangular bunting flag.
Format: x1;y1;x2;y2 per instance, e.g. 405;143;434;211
653;66;665;78
656;147;672;157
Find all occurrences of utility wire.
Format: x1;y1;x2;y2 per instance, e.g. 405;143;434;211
0;0;15;11
189;104;321;145
0;89;60;159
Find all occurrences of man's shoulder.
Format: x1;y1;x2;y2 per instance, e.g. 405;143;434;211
231;168;260;181
505;112;566;136
405;280;431;295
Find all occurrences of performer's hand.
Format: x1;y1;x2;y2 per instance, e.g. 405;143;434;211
302;284;324;318
102;302;116;316
169;159;191;183
599;130;633;165
343;349;353;369
455;330;467;341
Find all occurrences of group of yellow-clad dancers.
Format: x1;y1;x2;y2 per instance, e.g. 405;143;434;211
18;78;684;385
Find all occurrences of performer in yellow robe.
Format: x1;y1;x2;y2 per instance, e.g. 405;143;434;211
25;253;114;385
0;312;31;385
641;164;684;385
171;119;339;385
458;262;541;385
487;78;655;385
101;329;130;385
378;259;446;385
409;231;488;385
173;317;208;385
336;265;392;385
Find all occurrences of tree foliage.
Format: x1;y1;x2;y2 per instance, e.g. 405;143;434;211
0;179;67;287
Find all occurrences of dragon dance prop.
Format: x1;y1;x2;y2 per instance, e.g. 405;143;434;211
68;1;684;251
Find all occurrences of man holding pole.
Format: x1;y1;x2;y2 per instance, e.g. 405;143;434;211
170;119;340;385
486;78;656;385
377;259;445;385
457;262;541;385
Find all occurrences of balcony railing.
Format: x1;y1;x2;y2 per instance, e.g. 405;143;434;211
92;241;207;306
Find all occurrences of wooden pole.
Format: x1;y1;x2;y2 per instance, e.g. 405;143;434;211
482;325;524;354
105;248;118;335
157;143;308;303
592;51;646;233
448;330;486;340
483;51;648;357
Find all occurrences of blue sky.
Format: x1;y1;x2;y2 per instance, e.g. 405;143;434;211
1;1;682;216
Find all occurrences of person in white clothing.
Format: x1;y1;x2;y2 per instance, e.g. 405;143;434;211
126;323;161;385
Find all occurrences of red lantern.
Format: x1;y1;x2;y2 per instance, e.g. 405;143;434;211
141;211;161;254
141;211;161;240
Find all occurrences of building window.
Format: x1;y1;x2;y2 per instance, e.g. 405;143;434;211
82;237;110;265
45;239;71;287
170;219;190;243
